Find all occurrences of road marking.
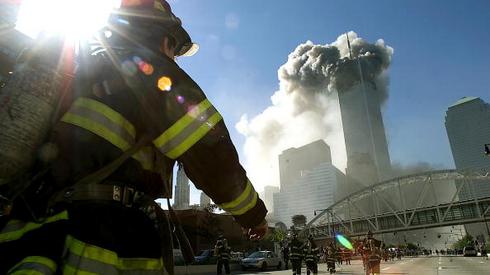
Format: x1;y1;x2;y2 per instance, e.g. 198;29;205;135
480;261;485;264
382;267;391;271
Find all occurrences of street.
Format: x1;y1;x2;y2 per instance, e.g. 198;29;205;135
195;256;490;275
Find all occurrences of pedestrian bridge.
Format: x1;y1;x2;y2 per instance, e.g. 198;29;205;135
302;169;490;237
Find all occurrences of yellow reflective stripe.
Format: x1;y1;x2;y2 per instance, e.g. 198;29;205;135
219;181;252;210
62;264;97;275
166;112;222;159
8;256;57;275
9;270;44;275
232;192;258;215
0;211;68;242
62;100;154;170
153;99;212;148
61;113;131;151
74;97;135;138
65;235;164;270
218;180;259;215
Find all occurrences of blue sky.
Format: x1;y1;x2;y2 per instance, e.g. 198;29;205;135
166;0;490;203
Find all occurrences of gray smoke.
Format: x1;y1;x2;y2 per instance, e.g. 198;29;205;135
391;161;445;178
236;32;393;192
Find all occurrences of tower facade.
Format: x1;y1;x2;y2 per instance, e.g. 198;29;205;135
338;82;391;186
200;192;211;207
274;162;343;227
274;140;344;226
174;164;190;209
445;96;490;240
278;139;331;189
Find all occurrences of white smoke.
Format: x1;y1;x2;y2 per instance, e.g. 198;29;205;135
236;32;394;192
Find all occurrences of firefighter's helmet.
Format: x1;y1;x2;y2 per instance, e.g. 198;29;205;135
109;0;198;56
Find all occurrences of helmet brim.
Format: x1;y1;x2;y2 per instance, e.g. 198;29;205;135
178;42;199;57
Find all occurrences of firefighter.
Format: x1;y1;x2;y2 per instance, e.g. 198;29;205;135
325;242;337;274
215;235;231;275
304;235;319;275
289;232;304;275
282;242;290;269
362;231;381;275
0;0;268;274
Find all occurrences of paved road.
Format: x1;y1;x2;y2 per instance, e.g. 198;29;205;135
199;256;490;274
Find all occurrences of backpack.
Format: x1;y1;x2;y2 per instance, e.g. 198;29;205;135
0;35;76;218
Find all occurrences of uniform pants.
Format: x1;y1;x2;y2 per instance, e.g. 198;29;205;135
306;261;318;275
283;256;289;269
0;202;164;274
291;260;301;275
217;259;230;274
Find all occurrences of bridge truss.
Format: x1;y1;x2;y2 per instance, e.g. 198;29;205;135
302;169;490;238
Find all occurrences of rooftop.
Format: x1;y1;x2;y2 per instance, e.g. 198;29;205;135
448;96;479;108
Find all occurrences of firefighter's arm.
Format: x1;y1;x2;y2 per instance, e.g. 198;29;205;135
147;56;267;231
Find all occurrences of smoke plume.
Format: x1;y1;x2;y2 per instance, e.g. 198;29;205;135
236;32;394;192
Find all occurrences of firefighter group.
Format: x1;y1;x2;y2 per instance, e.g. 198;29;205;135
278;231;405;275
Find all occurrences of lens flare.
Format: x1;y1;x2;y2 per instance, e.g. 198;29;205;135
176;95;185;104
157;76;172;92
139;62;154;75
336;234;353;250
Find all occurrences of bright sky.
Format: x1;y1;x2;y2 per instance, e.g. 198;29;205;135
166;0;490;204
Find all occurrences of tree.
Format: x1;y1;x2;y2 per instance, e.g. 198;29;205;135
265;228;287;243
452;234;474;250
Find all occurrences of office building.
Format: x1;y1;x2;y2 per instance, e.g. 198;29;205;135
278;140;331;189
274;162;343;227
174;164;190;209
445;96;490;239
338;82;392;186
200;192;211;207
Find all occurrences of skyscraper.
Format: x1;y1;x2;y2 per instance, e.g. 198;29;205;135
200;192;211;207
278;140;332;189
261;185;279;217
338;82;392;186
174;164;190;209
274;140;344;226
274;162;343;227
445;96;490;239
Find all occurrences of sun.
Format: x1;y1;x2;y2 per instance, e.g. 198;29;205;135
15;0;121;40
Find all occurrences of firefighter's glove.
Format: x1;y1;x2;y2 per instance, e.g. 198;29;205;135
244;219;268;241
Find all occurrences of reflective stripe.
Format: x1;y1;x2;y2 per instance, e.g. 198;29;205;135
63;235;163;274
218;180;259;216
0;211;68;242
8;256;56;275
63;264;98;275
73;97;135;137
61;97;154;170
153;99;223;159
